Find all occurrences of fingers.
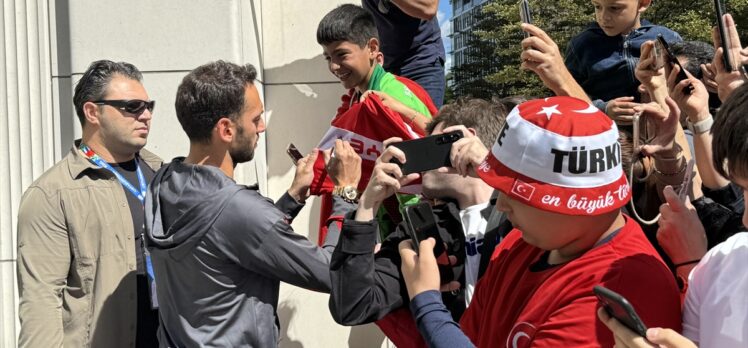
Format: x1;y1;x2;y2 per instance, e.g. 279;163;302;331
398;239;417;259
322;148;332;166
302;148;319;169
646;328;697;347
598;308;654;348
418;237;437;262
662;185;685;213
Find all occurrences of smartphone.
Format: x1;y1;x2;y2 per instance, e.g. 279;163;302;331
388;131;464;175
403;202;446;257
594;285;648;337
519;0;532;38
678;159;696;200
286;143;304;165
715;0;734;71
656;34;694;95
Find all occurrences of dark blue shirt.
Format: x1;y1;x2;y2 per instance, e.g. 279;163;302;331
565;20;682;110
362;0;446;73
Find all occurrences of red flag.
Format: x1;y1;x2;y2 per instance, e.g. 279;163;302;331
313;77;438;245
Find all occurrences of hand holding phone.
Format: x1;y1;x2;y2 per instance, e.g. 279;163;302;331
286;143;304;165
403;202;454;283
388;131;464;174
594;285;648;337
519;0;533;38
656;34;694;95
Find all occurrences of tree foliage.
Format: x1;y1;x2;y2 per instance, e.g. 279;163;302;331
448;0;748;101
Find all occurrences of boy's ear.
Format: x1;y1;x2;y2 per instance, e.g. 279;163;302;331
638;0;652;13
367;38;380;59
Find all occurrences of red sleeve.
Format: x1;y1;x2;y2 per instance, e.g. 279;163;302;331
601;253;683;333
375;307;428;348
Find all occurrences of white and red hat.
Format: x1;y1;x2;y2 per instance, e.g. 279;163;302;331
477;96;630;216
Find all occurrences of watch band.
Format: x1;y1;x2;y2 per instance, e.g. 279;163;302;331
687;116;714;135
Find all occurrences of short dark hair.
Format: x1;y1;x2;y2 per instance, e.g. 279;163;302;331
426;97;508;148
174;61;258;143
73;60;142;126
670;41;715;79
712;83;748;180
316;4;378;47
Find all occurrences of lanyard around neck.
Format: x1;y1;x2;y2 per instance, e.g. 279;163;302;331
79;143;146;204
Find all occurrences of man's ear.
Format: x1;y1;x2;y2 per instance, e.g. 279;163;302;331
83;102;101;126
466;127;478;137
214;118;235;144
367;38;380;60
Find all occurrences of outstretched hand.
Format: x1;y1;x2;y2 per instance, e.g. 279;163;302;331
636;98;680;157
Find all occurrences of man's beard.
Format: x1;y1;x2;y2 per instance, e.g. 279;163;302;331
229;123;255;165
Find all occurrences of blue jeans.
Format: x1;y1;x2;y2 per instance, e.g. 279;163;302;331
397;57;446;109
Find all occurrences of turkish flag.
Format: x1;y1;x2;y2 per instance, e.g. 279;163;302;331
312;78;437;245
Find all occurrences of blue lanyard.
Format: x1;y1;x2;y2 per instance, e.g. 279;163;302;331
79;143;146;204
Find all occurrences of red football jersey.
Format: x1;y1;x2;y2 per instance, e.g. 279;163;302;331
460;215;682;347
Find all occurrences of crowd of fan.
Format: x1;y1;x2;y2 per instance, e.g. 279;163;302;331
15;1;747;347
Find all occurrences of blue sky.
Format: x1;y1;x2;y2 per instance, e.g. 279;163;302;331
437;1;453;72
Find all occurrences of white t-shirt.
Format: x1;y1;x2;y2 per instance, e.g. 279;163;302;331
683;232;748;346
459;202;489;306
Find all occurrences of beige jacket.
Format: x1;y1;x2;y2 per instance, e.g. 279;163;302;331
16;141;161;348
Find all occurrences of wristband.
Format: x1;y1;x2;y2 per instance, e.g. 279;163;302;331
673;259;701;269
687;116;713;135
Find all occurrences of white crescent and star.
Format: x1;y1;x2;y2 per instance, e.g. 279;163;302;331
537;104;562;120
571;104;599;114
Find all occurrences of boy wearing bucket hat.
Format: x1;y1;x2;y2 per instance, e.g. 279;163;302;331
398;96;682;347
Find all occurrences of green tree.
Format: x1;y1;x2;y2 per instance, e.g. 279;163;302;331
448;0;748;100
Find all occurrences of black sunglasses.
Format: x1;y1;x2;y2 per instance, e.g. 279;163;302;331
93;99;155;115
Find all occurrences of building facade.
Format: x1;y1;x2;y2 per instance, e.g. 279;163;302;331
0;1;386;347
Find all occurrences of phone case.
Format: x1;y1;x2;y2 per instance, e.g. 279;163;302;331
715;0;734;71
593;286;648;337
656;35;694;95
404;202;454;284
519;0;532;38
389;131;463;174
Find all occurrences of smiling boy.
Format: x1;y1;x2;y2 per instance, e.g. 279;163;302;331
565;0;681;121
316;4;433;122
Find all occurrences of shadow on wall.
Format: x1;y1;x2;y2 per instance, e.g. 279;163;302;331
264;54;344;244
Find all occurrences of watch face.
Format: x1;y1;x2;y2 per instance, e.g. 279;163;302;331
343;186;358;200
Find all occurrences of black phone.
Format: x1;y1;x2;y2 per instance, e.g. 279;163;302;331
656;34;694;95
594;285;648;337
286;143;304;165
403;202;446;257
388;131;464;175
715;0;734;71
519;0;532;38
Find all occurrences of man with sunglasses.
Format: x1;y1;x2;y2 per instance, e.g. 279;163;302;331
17;60;162;347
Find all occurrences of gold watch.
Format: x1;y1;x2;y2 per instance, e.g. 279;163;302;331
332;185;359;203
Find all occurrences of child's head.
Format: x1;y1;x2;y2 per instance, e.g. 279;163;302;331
476;96;630;249
591;0;651;37
712;83;748;227
317;4;380;91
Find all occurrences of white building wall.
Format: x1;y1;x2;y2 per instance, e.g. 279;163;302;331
1;1;387;346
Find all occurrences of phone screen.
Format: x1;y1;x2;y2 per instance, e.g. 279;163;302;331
593;286;648;337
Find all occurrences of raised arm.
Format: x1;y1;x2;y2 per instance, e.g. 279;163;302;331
391;0;439;20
